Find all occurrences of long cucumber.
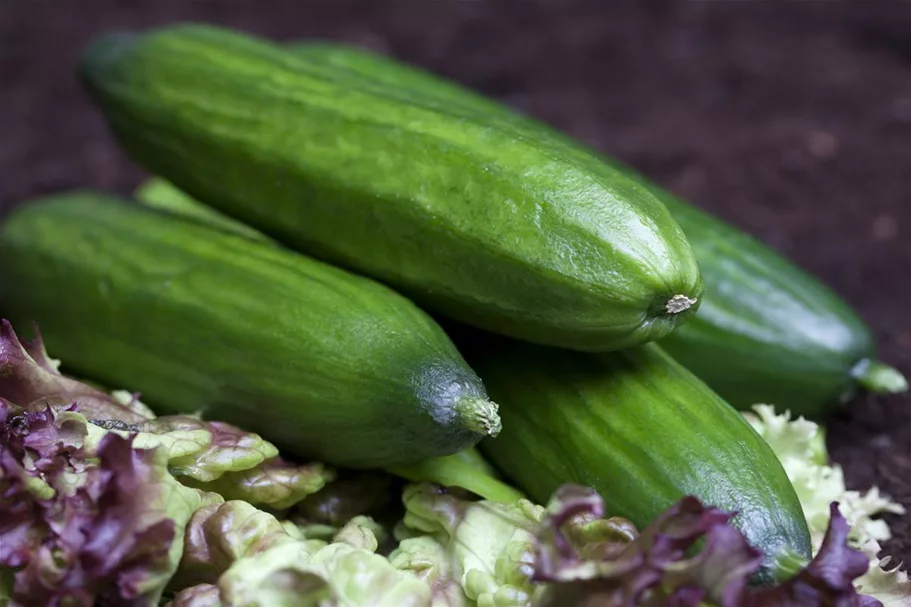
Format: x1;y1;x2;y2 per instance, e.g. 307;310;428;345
0;193;500;468
284;39;906;415
462;334;812;584
79;24;705;353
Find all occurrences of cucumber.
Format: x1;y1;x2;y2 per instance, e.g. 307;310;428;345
79;24;704;353
0;193;501;468
645;185;907;415
463;334;812;584
281;41;907;415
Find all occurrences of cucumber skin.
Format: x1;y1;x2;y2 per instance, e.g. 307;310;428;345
467;337;812;582
650;188;875;415
0;193;497;468
79;24;705;354
286;42;889;415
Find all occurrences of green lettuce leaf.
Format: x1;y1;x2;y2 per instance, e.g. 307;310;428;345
397;483;547;606
174;499;429;606
185;456;335;510
389;537;468;607
744;404;906;551
744;404;908;604
854;540;911;607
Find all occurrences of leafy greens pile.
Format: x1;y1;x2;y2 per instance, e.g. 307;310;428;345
1;320;908;607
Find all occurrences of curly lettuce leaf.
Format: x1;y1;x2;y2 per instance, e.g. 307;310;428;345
185;456;335;510
389;536;467;607
534;485;881;607
296;542;430;607
744;405;908;604
3;319;326;508
854;540;911;607
0;402;218;606
397;483;547;606
88;415;328;509
173;499;429;606
173;500;317;589
0;319;149;422
744;405;906;551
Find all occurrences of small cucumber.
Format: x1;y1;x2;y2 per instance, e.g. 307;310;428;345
463;334;812;583
280;40;906;415
0;193;500;468
80;24;704;353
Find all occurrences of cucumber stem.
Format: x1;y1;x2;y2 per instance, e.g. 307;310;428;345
456;397;502;437
851;359;908;394
665;294;698;314
387;452;525;504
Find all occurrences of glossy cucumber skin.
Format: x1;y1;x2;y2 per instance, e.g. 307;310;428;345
0;193;498;468
286;42;889;415
467;337;812;582
647;187;875;415
79;24;704;353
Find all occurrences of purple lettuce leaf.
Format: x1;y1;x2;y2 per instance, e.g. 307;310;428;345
1;402;217;606
0;319;149;423
742;503;883;607
534;485;881;607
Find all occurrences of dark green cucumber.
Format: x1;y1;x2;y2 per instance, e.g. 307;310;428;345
79;24;704;353
138;181;527;501
646;186;907;415
282;41;907;415
464;335;811;583
0;193;501;468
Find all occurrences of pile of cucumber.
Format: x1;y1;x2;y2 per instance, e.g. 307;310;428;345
0;23;904;585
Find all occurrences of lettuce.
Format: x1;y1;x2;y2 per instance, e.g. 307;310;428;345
0;402;219;606
0;319;149;423
170;500;430;607
534;485;881;607
744;405;909;605
744;405;906;550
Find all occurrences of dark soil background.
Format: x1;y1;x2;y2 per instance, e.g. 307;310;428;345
2;1;909;564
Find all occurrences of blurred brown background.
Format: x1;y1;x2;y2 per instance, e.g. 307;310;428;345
2;1;909;562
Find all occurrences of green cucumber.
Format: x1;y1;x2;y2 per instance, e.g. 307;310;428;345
79;24;704;353
281;40;906;415
0;192;501;468
645;186;907;415
464;335;811;583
